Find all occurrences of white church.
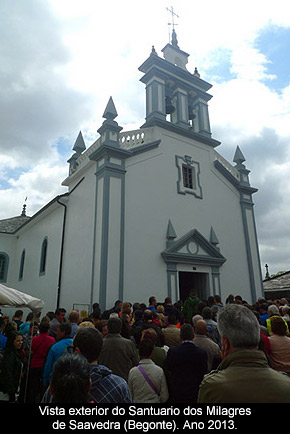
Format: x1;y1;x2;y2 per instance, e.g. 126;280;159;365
0;30;264;313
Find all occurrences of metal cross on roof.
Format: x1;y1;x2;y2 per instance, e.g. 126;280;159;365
166;6;179;30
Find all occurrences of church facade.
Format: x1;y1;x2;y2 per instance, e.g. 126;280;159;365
0;33;264;312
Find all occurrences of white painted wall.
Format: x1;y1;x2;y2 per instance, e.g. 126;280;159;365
123;126;261;304
59;167;96;312
1;205;64;312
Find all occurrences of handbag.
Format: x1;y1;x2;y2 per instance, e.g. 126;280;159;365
137;365;159;395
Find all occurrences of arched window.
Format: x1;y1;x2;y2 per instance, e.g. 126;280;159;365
40;238;48;275
0;252;9;283
19;249;26;281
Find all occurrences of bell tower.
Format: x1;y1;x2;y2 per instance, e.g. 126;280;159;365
139;29;214;140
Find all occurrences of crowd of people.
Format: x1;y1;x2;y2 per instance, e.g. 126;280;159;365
0;292;290;404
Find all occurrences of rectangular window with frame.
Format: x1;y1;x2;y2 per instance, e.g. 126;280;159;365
176;155;202;199
182;165;196;190
0;253;9;283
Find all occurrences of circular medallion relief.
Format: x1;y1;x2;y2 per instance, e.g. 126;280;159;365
187;241;198;255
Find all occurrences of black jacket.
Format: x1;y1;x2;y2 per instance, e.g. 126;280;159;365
166;341;207;402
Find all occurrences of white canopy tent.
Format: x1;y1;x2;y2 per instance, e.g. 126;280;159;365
0;283;44;313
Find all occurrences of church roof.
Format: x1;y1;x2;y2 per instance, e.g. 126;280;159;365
0;215;31;234
263;271;290;292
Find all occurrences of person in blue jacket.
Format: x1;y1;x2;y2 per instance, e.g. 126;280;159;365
43;323;72;387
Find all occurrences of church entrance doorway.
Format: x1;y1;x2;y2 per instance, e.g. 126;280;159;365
178;271;209;302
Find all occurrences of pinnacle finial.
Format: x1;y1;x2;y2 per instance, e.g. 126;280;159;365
233;145;246;166
73;131;86;154
166;219;177;241
103;96;118;121
21;197;28;216
194;67;200;78
210;227;219;246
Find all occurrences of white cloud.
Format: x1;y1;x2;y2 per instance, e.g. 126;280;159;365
1;0;290;275
0;161;68;219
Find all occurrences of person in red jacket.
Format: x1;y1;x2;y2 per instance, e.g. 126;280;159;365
26;317;55;402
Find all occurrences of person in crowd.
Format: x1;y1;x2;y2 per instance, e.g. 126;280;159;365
214;294;224;308
19;312;34;336
132;302;141;313
96;319;109;338
234;295;243;304
266;304;288;335
193;319;221;372
25;317;55;403
268;316;290;374
42;326;132;403
163;297;180;321
252;311;271;362
90;307;102;329
132;309;143;328
156;305;166;327
22;321;39;352
120;314;132;340
130;309;144;342
73;328;132;403
128;329;169;403
89;303;100;319
162;314;181;347
49;352;92;403
121;302;132;320
0;317;7;353
78;320;95;329
198;304;290;403
166;323;207;403
211;305;219;322
202;306;221;346
183;289;200;324
140;328;167;370
135;309;165;348
258;303;269;326
45;311;55;321
68;310;80;338
48;308;66;338
108;300;122;316
98;317;139;381
147;296;158;312
281;305;290;327
43;323;72;388
225;294;235;304
12;310;23;331
0;330;25;402
192;314;203;327
73;326;132;402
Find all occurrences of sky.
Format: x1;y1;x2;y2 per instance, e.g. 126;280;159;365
1;0;290;277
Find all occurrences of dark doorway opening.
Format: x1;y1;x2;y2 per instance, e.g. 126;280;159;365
179;271;209;302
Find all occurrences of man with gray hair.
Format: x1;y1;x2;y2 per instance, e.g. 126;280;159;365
198;304;290;403
266;304;288;335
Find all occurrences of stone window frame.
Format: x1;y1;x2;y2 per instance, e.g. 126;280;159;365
176;154;202;198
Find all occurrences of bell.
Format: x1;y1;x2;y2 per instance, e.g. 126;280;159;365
165;96;175;114
188;104;196;120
